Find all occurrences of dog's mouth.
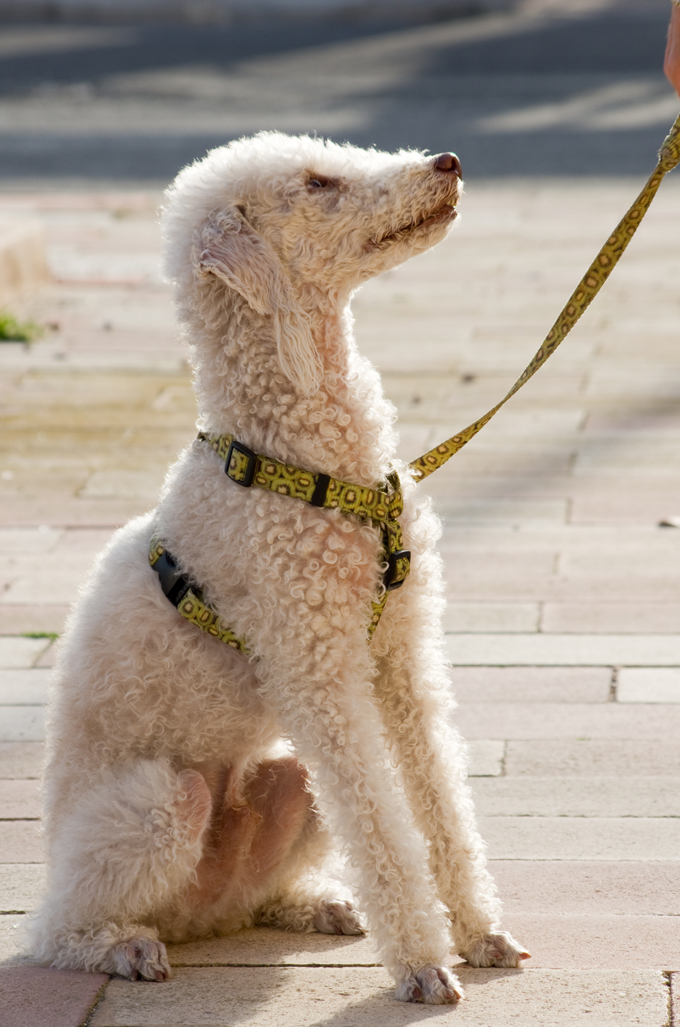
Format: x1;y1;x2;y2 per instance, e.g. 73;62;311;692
368;201;458;250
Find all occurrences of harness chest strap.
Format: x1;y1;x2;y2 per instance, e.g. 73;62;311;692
150;433;411;649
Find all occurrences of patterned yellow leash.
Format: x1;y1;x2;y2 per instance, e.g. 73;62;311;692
409;112;680;483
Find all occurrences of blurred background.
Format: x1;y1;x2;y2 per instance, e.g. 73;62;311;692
0;0;676;184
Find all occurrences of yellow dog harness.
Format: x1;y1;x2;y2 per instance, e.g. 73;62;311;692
151;114;680;654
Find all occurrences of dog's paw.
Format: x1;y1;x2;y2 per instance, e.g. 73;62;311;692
460;930;531;969
111;936;171;982
313;899;365;936
395;966;464;1004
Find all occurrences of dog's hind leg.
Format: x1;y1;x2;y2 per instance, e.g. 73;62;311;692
186;756;364;936
374;647;530;968
31;758;212;978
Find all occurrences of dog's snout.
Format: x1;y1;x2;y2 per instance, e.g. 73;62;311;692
434;153;462;178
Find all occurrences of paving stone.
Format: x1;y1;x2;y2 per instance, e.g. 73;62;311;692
167;927;381;968
618;668;680;704
442;551;556;583
443;602;539;633
451;666;611;703
438;498;568;525
33;644;57;669
0;639;49;670
0;780;40;819
1;553;96;605
672;974;679;1027
490;860;680;915
0;708;45;743
88;966;668;1027
499;913;680;971
0;606;68;636
471;776;680;817
572;491;680;525
0;964;109;1027
542;603;680;634
0;528;62;555
505;739;680;776
446;633;680;666
455;702;680;740
0;670;51;705
0;822;44;863
0;743;44;779
480;816;680;861
0;915;29;963
467;740;504;777
0;496;148;529
0;864;46;914
444;572;680;606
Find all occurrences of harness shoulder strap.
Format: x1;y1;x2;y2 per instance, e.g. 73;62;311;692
149;535;252;655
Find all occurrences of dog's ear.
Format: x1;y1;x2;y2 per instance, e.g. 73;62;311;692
197;210;321;394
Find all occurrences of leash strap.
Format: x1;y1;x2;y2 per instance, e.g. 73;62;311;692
409;112;680;483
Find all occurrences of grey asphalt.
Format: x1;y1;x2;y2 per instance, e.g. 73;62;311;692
0;0;677;183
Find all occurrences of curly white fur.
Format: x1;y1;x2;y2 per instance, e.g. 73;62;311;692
31;131;529;1003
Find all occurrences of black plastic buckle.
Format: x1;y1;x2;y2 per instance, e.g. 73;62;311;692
225;439;257;487
384;549;411;591
153;549;191;607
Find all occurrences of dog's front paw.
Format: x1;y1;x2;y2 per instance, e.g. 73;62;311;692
460;930;531;969
395;966;464;1004
111;936;171;981
313;899;365;936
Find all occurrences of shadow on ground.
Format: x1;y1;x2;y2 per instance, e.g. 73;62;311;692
0;5;677;181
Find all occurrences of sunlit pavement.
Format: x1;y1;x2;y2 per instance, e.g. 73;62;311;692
1;2;680;1024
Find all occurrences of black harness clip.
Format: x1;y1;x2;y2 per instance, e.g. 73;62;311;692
225;439;258;487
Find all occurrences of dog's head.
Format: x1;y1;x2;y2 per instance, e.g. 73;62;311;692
162;132;462;394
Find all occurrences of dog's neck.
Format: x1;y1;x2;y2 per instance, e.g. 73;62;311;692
185;294;398;487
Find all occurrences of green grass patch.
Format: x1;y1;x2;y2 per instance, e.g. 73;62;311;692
0;311;43;342
22;631;59;641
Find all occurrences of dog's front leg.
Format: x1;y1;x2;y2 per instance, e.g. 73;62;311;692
374;645;530;969
256;644;463;1004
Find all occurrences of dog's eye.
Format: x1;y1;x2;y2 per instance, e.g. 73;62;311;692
307;175;331;190
309;180;324;188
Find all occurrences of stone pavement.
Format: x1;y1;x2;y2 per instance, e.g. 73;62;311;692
1;168;680;1025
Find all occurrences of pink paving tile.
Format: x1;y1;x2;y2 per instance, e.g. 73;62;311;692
505;738;680;776
542;602;680;634
0;965;108;1027
491;860;680;915
0;607;68;636
0;822;44;863
0;743;44;779
0;780;40;819
451;666;611;703
455;702;680;740
501;913;680;970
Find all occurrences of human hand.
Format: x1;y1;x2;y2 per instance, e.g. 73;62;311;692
665;3;680;97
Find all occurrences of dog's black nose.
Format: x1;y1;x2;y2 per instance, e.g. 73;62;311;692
434;153;462;177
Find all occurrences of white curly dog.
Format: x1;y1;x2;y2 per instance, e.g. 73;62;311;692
32;132;529;1004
